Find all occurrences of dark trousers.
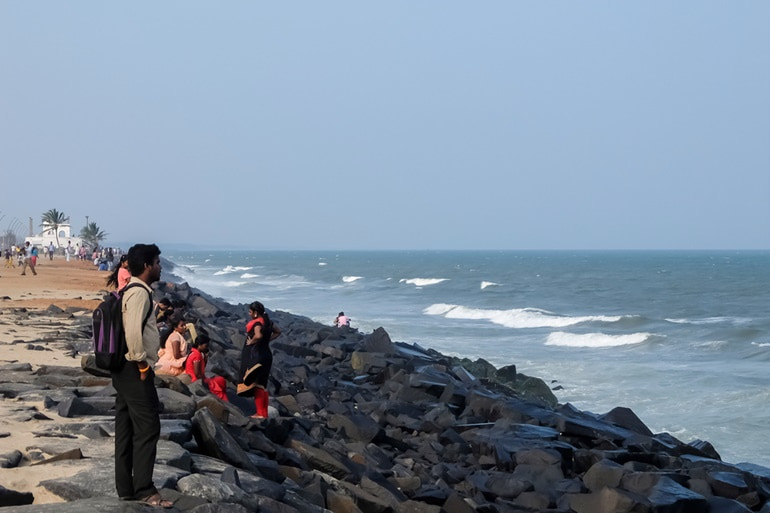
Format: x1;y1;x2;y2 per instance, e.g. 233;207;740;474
112;363;161;499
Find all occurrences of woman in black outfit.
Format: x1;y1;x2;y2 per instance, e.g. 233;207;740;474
238;301;281;418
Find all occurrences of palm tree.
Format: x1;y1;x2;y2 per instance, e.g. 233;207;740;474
79;222;107;249
40;209;69;248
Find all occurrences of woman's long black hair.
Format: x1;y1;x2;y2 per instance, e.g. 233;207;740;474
105;254;128;289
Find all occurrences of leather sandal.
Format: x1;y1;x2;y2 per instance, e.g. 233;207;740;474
137;492;173;508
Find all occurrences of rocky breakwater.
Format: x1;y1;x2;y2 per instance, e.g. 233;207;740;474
1;280;770;512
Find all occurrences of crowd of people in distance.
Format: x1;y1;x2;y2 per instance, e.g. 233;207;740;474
1;241;124;278
2;241;40;276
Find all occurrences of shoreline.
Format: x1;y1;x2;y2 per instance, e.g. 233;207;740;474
2;254;769;509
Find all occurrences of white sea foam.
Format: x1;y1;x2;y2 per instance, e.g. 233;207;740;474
480;281;500;290
222;280;247;287
214;265;253;276
400;278;449;287
342;276;363;283
667;316;751;325
241;273;259;279
545;331;652;348
259;274;314;290
692;340;728;350
424;304;622;329
752;342;770;347
318;262;328;266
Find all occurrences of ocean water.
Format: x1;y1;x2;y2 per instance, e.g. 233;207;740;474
165;249;770;467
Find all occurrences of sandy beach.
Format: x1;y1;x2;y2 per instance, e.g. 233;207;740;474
0;257;107;504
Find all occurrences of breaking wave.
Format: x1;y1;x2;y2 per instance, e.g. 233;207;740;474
423;304;623;329
545;331;653;348
400;278;449;287
214;265;253;276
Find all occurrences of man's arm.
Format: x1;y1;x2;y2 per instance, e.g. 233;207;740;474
123;287;151;362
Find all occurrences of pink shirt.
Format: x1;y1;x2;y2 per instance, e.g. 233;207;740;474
117;268;131;291
155;331;188;376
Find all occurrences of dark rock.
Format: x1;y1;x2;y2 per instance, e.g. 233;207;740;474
39;463;188;501
0;450;22;468
286;439;354;480
555;405;635;443
158;387;196;419
582;459;629;492
466;470;531;500
160;418;194;445
351;351;389;375
156;440;192;471
177;473;259;510
494;364;517;383
328;413;384;443
566;486;643;513
599;406;654;437
512;490;550;510
707;471;750;499
362;327;395;355
192;407;258;472
707;496;754;512
624;474;708;512
443;492;477;513
689;438;722;460
57;397;101;417
0;484;33;507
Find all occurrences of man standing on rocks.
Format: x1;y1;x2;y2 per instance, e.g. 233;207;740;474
113;243;172;508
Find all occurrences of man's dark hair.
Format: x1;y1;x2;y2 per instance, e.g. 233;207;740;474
126;243;161;276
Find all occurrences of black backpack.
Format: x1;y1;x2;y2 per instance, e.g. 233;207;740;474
92;283;153;371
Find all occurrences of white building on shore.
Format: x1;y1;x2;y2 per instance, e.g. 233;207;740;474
25;221;84;251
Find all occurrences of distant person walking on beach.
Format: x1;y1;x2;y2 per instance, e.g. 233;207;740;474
20;242;37;276
334;311;350;327
4;248;13;268
65;241;72;262
237;301;282;419
111;243;172;508
47;242;55;260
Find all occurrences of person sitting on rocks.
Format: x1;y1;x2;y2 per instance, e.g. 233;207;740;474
181;333;228;401
154;298;174;329
334;311;350;327
155;317;189;376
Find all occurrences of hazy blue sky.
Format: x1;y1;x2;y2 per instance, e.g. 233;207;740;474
2;2;768;250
